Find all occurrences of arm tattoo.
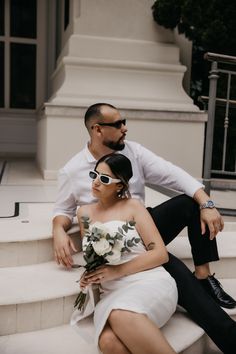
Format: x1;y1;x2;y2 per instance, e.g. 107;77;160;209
146;242;156;250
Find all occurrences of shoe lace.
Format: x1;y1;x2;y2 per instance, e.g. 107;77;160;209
210;273;223;288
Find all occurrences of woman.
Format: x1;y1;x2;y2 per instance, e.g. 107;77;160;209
74;153;178;354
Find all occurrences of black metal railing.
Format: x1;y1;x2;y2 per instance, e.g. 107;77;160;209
202;52;236;195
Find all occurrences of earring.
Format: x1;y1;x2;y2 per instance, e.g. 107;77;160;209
117;189;122;198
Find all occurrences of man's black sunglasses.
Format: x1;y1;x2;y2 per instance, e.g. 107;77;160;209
97;119;126;129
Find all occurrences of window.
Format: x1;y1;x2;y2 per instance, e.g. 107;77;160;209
0;0;4;35
10;43;36;108
10;0;37;38
64;0;70;30
0;0;37;109
0;42;4;107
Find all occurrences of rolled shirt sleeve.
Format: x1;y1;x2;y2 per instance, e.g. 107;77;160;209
125;141;204;197
52;168;77;221
136;143;204;198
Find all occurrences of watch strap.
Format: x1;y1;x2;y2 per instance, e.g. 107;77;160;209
199;200;216;210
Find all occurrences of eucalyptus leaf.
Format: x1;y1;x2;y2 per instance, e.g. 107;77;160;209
118;227;124;234
129;220;136;227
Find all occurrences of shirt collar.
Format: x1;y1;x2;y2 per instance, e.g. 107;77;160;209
84;141;129;163
85;142;97;163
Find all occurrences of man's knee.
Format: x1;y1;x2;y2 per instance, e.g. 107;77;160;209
175;194;197;209
150;194;198;216
174;194;199;219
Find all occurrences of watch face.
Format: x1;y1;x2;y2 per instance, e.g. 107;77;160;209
207;200;215;208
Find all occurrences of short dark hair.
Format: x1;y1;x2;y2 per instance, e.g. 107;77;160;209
95;153;133;197
84;103;117;129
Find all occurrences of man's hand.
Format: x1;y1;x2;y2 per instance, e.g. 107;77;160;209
53;216;77;268
193;188;224;240
200;208;224;240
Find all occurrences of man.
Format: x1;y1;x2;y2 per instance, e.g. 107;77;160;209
53;103;236;353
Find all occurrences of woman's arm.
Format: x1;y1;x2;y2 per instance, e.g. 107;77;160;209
84;199;169;284
117;199;168;276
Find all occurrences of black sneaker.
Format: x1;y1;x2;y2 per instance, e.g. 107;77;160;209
199;273;236;309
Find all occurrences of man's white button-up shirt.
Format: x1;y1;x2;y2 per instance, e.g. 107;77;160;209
53;140;204;221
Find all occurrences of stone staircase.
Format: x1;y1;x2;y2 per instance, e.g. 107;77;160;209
0;197;236;353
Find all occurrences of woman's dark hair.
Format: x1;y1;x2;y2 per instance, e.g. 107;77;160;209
95;153;133;197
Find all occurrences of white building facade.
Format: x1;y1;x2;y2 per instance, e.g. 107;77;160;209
0;0;207;180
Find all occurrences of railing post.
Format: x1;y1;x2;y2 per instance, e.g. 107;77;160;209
202;61;219;195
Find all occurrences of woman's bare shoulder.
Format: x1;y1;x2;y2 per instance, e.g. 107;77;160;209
77;203;96;219
126;198;145;209
122;198;146;217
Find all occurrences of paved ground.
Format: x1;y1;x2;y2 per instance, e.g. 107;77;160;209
0;158;235;221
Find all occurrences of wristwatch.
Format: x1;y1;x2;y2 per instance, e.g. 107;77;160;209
199;200;216;210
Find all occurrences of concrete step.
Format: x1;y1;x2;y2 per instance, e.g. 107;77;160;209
0;205;81;267
167;231;236;279
220;221;236;231
0;229;81;267
1;205;235;268
0;254;84;335
0;312;205;354
1;251;236;335
2;227;235;269
0;203;54;267
178;222;236;237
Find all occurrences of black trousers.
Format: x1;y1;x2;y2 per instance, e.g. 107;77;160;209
147;194;236;354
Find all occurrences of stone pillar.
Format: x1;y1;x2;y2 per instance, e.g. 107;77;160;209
37;0;204;179
50;0;197;111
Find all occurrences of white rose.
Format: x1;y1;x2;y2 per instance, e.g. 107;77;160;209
93;238;112;256
105;240;123;264
105;248;122;264
113;239;124;251
92;222;110;236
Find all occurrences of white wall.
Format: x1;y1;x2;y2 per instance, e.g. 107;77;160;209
37;105;206;180
0;113;36;156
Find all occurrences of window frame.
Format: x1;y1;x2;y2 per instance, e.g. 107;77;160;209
0;0;45;113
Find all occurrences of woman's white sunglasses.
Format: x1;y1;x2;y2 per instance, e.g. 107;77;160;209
89;170;121;185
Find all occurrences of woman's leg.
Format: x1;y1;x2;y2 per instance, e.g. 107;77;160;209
108;309;176;354
99;322;131;354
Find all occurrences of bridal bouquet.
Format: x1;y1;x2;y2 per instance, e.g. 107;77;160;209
74;216;140;311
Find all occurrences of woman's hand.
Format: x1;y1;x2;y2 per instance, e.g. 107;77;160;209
79;271;90;289
84;265;121;284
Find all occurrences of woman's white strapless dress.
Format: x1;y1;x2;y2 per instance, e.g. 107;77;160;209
71;220;178;346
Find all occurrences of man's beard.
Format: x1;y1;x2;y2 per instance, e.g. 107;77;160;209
103;137;125;151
